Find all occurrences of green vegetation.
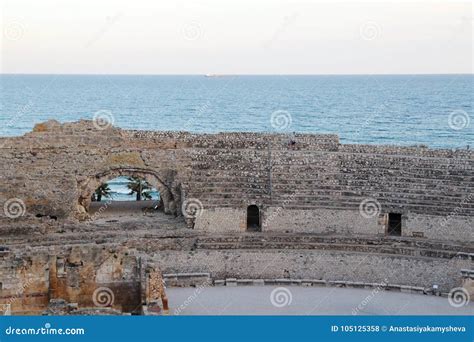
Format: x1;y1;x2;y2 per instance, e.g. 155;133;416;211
92;183;112;202
127;177;152;201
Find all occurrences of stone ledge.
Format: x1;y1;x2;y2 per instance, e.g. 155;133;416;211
202;278;436;296
163;272;211;287
225;278;237;286
461;269;474;279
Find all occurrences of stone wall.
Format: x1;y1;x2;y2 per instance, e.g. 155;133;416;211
197;208;473;241
0;120;472;241
0;249;50;314
152;249;471;292
0;245;172;315
0;246;144;314
2;241;470;314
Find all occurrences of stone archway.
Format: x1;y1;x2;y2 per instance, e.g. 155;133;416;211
76;167;180;219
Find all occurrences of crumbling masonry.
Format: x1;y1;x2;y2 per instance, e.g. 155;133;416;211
0;120;472;314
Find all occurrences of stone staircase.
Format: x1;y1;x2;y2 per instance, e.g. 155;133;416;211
184;140;474;216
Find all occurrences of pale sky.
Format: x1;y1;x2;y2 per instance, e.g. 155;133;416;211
1;0;472;74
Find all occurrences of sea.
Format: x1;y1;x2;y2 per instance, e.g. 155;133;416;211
105;177;160;202
1;74;472;200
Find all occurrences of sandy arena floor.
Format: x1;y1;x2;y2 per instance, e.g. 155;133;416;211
167;285;474;315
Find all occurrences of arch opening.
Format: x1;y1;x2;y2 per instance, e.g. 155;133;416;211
90;176;162;215
246;205;261;232
77;168;180;220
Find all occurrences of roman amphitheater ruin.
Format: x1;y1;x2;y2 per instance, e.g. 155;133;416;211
0;120;472;314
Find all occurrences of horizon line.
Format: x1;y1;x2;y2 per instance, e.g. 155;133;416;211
1;72;473;77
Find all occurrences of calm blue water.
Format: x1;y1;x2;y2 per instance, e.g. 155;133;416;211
0;74;472;148
101;176;160;202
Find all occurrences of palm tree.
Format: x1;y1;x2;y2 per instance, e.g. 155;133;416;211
127;177;151;201
94;183;112;202
142;190;152;200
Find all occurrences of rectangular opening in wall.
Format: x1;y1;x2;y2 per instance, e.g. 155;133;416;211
246;205;261;232
387;213;402;236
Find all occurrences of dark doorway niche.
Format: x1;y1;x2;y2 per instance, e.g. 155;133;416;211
246;205;261;232
387;213;402;236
